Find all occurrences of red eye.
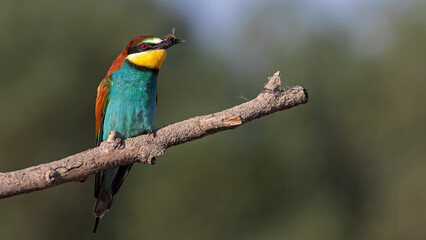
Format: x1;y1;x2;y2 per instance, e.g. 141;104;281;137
141;43;148;49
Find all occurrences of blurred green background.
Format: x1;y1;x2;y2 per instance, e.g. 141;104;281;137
0;0;425;239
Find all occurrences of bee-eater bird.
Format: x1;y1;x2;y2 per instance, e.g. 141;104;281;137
93;33;184;233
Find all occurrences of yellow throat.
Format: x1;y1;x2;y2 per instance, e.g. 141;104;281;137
126;49;167;70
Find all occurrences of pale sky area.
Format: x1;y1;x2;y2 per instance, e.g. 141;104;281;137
156;0;418;77
157;0;415;55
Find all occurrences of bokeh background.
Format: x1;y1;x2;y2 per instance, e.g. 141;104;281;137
0;0;425;239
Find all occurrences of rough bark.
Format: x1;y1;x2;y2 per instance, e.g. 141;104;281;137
0;71;308;199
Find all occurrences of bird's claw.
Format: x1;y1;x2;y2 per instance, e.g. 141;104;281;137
148;129;157;138
148;156;156;165
107;130;125;149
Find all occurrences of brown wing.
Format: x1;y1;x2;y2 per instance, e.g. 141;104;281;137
95;75;113;146
94;75;112;198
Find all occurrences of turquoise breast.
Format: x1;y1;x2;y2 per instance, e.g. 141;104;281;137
102;60;158;141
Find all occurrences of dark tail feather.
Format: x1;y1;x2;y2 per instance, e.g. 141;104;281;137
112;164;133;195
94;172;101;198
93;185;113;233
92;165;133;233
93;217;100;233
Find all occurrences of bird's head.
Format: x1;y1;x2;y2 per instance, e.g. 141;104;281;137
126;34;184;70
106;34;184;76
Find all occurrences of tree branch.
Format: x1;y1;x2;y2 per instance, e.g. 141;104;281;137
0;71;308;199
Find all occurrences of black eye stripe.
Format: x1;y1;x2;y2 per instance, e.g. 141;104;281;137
127;43;155;54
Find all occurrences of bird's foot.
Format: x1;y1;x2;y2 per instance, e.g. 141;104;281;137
107;130;125;149
148;156;156;165
148;129;157;138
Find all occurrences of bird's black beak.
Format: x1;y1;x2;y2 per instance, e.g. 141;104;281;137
157;34;185;50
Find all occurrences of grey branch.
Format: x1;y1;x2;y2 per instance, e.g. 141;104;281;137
0;71;308;199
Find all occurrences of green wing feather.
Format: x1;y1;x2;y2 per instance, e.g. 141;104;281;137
94;75;113;198
95;75;113;146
